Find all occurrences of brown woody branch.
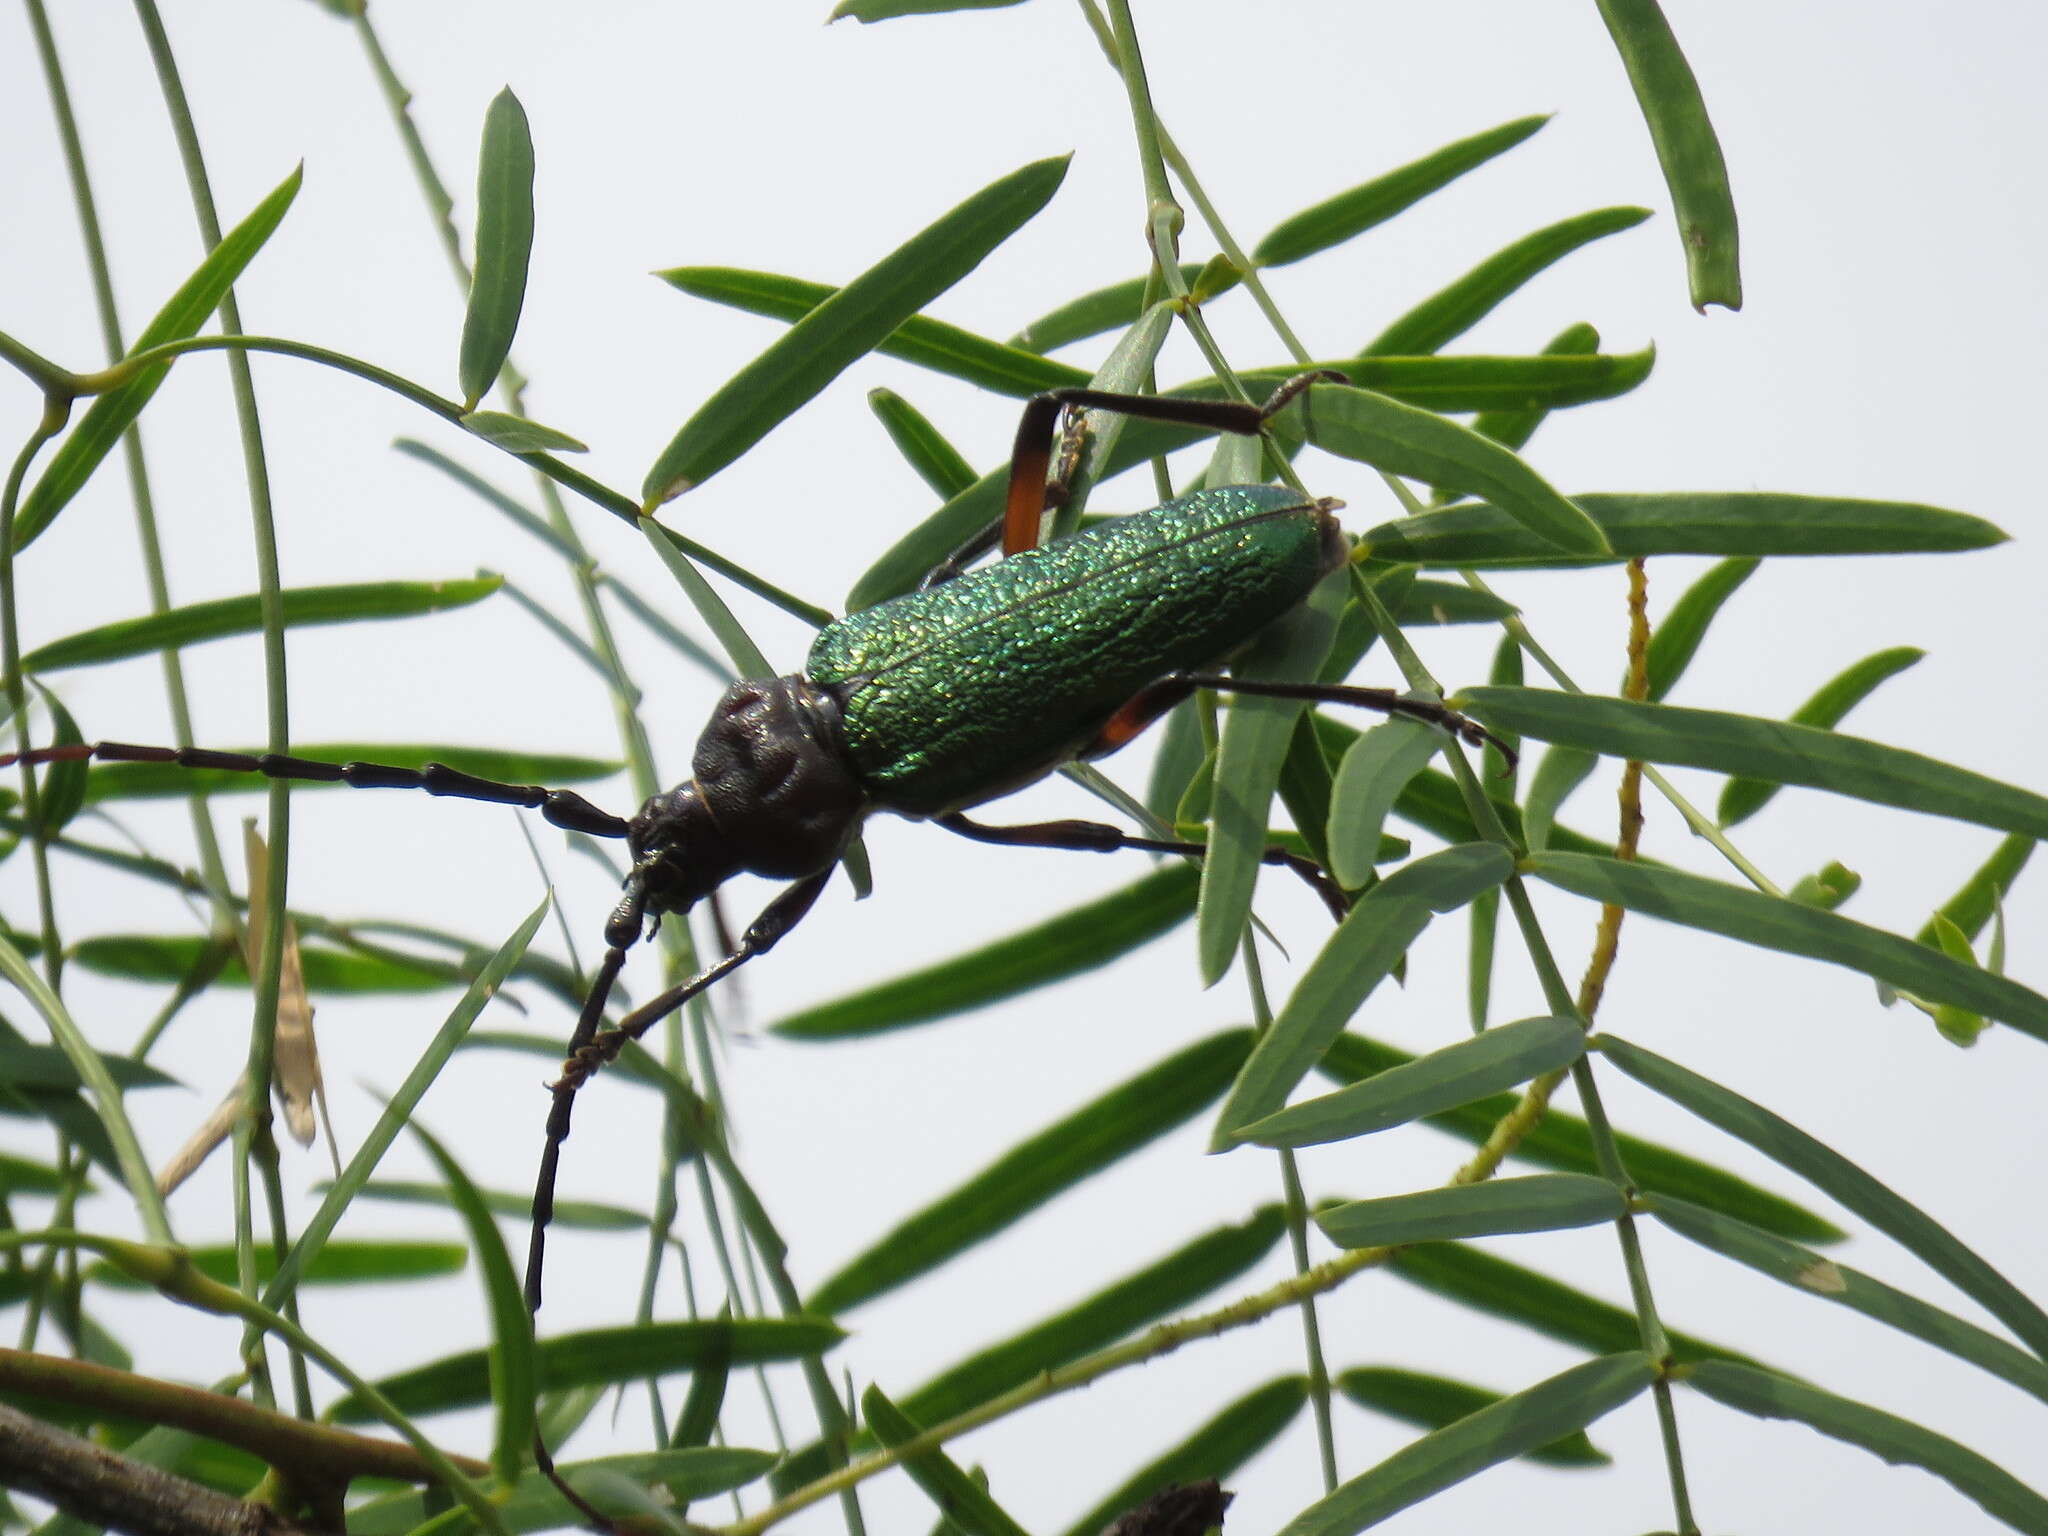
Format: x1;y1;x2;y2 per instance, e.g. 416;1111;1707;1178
0;1348;487;1486
0;1401;314;1536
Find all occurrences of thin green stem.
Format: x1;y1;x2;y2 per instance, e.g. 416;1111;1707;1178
25;0;237;928
0;942;173;1243
1102;0;1180;259
1075;0;1314;366
1361;564;1699;1531
77;332;828;627
1463;569;1779;898
1;419;67;996
131;1;296;1403
1240;934;1338;1491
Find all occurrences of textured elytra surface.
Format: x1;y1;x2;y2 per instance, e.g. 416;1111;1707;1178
808;485;1336;816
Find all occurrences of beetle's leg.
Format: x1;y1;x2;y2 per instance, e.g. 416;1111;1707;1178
565;870;834;1098
1180;673;1518;771
2;740;630;837
920;369;1353;589
938;812;1347;921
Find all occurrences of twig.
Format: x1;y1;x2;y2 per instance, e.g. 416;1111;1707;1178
0;1401;317;1536
0;1348;488;1487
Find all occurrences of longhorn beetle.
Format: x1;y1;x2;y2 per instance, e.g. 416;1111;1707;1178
3;371;1506;1325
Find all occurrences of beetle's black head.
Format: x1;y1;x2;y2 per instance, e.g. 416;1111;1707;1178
624;781;746;926
611;677;867;947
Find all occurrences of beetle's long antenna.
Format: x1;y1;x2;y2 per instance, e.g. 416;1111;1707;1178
0;741;630;837
524;918;637;1312
523;867;833;1313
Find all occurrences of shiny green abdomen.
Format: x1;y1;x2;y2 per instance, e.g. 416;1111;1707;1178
807;485;1338;816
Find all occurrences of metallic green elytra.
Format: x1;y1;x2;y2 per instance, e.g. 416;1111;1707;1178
807;484;1345;816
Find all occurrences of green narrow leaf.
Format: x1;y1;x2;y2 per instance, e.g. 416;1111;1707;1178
1925;921;1990;1056
16;167;303;550
1276;712;1340;875
1212;845;1514;1147
1521;744;1596;855
1309;385;1608;555
82;742;619;804
1335;350;1654;414
643;155;1069;503
903;1208;1285;1431
640;520;777;677
25;687;85;836
1466;886;1499;1031
1273;1354;1655;1536
0;938;166;1238
869;388;977;499
1317;1175;1622;1248
1244;1015;1584;1150
264;899;548;1309
87;1240;462;1290
1717;647;1926;826
1007;264;1200;353
458;411;586;454
1358;492;2006;568
1389;580;1517;628
347;1449;777;1536
1649;1196;2048;1407
1327;718;1441;888
669;1310;731;1453
662;267;1086;398
1474;690;2048;848
1388;1242;1758;1364
772;865;1197;1039
1470;322;1598;450
331;1318;842;1422
830;0;1031;22
408;1122;535;1485
1364;207;1651;358
71;935;454;995
863;1387;1030;1536
459;89;536;409
1198;570;1346;985
1058;1379;1307;1536
1786;861;1862;911
773;1210;1291;1496
596;573;731;684
1535;853;2048;1041
20;577;504;675
1687;1363;2048;1532
1594;1032;2048;1358
1252;115;1550;269
342;1179;646;1232
1047;302;1176;539
0;1014;128;1183
1918;834;2033;946
1593;0;1742;310
1335;1369;1609;1467
0;1150;76;1196
809;1031;1253;1314
1644;556;1758;700
1148;700;1208;829
391;437;580;558
1316;1031;1842;1242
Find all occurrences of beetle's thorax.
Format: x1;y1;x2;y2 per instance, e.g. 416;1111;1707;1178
626;675;865;918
